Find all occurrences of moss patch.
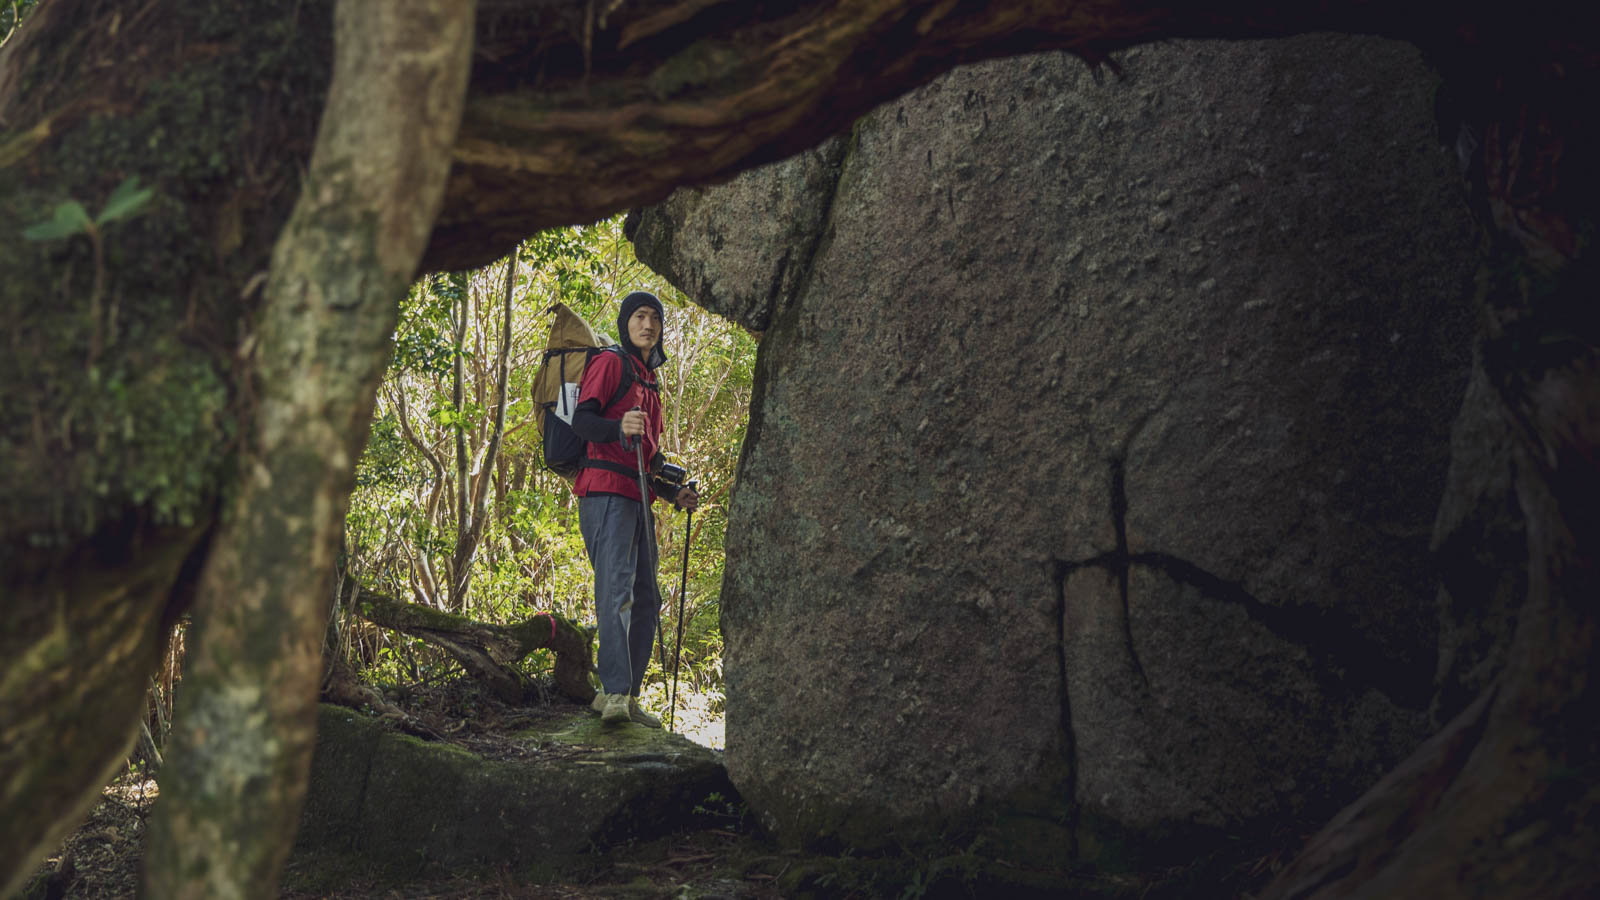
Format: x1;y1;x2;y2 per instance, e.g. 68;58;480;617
535;713;683;750
297;704;736;886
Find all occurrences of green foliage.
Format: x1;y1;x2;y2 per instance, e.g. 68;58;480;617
95;176;156;225
78;351;230;527
354;415;422;490
6;169;217;540
21;200;90;241
521;227;608;315
393;275;466;376
427;401;480;433
691;790;748;828
21;178;156;240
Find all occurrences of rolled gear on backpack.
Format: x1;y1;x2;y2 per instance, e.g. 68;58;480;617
531;303;633;481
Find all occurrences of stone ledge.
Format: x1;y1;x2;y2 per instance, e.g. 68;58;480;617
295;704;734;875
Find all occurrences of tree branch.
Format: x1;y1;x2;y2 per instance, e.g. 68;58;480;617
449;278;471;610
423;0;1413;271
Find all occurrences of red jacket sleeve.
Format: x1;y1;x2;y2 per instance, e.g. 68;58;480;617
571;350;627;443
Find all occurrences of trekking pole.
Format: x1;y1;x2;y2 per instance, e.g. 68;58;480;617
626;407;667;671
668;481;695;733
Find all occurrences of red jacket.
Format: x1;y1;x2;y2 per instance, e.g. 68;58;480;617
572;349;663;503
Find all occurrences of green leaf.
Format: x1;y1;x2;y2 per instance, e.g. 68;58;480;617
96;176;155;225
22;200;92;241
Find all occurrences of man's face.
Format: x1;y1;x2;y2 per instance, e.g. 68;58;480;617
627;305;661;353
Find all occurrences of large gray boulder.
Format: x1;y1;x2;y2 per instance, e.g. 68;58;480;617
631;34;1482;865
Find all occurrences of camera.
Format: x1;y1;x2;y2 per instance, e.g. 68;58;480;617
656;461;688;488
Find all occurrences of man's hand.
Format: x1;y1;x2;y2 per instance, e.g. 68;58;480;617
676;485;700;512
619;410;647;438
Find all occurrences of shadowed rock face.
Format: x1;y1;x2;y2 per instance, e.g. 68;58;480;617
632;34;1483;862
296;706;732;873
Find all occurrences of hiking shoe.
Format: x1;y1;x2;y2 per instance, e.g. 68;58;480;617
600;693;631;725
590;693;607;714
629;697;662;729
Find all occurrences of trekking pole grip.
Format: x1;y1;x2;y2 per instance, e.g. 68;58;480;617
622;404;641;450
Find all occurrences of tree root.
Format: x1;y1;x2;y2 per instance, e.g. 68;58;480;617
346;592;595;706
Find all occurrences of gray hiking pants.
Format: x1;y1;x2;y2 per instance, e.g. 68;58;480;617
579;493;660;696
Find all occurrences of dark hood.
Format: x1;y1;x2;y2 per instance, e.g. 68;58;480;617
617;290;667;370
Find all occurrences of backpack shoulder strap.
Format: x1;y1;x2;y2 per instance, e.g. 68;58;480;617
598;345;636;412
578;348;645;474
621;346;660;394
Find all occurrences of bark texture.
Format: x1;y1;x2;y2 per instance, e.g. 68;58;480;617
431;0;1417;271
137;2;476;897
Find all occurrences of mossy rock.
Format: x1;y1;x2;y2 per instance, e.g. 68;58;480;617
293;704;734;883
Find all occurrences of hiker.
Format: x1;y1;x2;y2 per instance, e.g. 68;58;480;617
570;291;699;727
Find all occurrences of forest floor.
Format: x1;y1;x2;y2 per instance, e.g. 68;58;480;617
26;775;791;898
25;767;1282;900
25;679;1290;899
22;679;788;900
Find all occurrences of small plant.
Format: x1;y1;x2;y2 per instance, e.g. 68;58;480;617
22;176;157;368
22;175;154;241
691;790;748;828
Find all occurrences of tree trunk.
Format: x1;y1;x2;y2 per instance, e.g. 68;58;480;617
388;382;447;606
447;252;516;609
447;267;472;610
352;594;596;705
473;253;517;558
137;2;476;897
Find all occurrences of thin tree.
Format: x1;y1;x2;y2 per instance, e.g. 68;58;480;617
448;252;517;609
139;2;476;896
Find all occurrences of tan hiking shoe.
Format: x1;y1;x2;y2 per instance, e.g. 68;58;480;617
600;693;631;725
629;696;662;729
590;693;607;713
